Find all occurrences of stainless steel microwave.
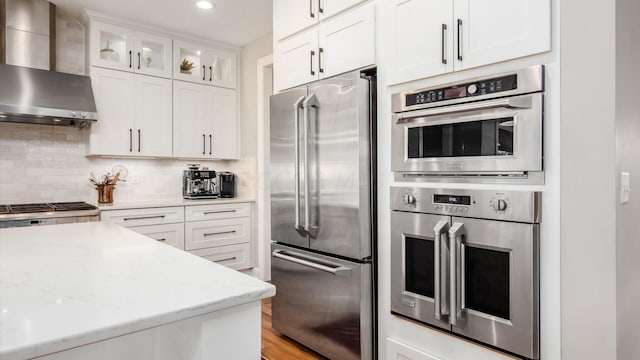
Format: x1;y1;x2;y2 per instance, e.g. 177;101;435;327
391;65;545;183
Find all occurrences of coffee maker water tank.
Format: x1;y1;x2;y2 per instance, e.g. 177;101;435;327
218;172;236;198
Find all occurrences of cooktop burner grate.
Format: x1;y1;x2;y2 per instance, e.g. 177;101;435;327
7;203;55;214
51;202;99;211
1;202;98;214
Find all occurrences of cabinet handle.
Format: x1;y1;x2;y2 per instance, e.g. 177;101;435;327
138;129;141;152
203;65;206;81
204;230;237;237
129;129;133;152
441;24;448;65
309;0;315;18
457;19;463;61
202;134;206;155
137;52;141;69
123;215;166;221
318;0;323;14
129;50;132;68
156;238;167;242
214;256;237;263
310;50;315;76
209;134;212;155
209;66;213;81
319;47;324;73
203;210;236;215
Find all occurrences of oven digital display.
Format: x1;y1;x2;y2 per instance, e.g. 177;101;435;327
434;194;471;205
444;87;466;99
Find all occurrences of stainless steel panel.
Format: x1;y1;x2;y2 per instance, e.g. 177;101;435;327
6;28;48;69
271;243;372;360
450;217;539;360
391;93;543;174
390;187;541;224
270;87;310;249
306;71;372;259
5;0;51;35
0;64;97;127
390;211;450;330
391;65;544;113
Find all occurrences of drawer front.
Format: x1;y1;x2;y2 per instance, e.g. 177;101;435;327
101;207;184;227
189;243;252;270
128;223;185;250
185;217;250;250
185;202;251;222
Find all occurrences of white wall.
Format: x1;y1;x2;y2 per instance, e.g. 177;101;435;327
559;0;618;359
616;0;640;358
376;1;562;359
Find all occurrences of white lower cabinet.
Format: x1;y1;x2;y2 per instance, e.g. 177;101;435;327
128;223;185;250
189;243;252;270
386;338;443;360
185;217;250;250
100;207;184;227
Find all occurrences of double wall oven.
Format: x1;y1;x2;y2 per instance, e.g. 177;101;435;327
392;65;545;183
390;187;540;359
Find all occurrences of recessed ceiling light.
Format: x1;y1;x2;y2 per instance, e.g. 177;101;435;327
196;1;213;10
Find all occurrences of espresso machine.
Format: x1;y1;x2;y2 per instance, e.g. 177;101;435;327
183;165;219;199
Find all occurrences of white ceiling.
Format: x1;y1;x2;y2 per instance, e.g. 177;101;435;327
51;0;273;47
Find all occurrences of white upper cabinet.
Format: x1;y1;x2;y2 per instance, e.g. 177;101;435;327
89;19;172;78
273;0;319;40
453;0;551;70
387;0;454;85
275;29;319;91
173;81;239;159
173;40;238;88
319;0;367;20
318;2;375;79
274;2;375;92
88;67;172;157
387;0;551;85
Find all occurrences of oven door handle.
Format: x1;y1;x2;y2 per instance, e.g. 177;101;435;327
396;96;533;123
302;94;318;239
293;95;307;237
434;220;450;321
272;250;352;277
449;222;466;327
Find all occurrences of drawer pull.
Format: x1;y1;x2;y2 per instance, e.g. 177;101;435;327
215;256;237;263
156;238;166;242
123;215;166;221
203;210;236;215
204;230;236;237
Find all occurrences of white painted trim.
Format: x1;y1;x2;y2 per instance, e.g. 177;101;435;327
255;54;273;281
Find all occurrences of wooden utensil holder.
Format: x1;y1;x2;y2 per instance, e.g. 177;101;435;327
96;184;115;204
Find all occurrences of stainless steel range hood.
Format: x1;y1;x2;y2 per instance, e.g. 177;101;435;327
0;0;97;127
0;64;98;127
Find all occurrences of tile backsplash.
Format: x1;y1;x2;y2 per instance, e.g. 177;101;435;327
0;123;256;204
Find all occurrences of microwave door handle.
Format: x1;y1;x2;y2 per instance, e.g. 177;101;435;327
434;220;450;321
303;94;318;238
272;250;352;277
294;96;306;237
396;96;533;123
449;222;466;327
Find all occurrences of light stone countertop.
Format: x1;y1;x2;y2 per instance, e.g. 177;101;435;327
95;197;255;211
0;222;275;360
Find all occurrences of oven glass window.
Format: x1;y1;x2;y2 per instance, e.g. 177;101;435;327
404;236;434;298
465;246;510;320
407;118;514;158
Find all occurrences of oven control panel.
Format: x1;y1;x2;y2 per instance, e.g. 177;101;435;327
391;187;541;223
405;74;518;107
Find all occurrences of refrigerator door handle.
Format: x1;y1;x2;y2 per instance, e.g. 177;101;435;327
294;95;307;237
273;249;352;277
303;93;318;239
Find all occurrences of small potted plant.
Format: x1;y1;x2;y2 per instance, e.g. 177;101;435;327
180;58;195;74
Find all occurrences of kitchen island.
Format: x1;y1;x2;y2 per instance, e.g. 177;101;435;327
0;222;275;360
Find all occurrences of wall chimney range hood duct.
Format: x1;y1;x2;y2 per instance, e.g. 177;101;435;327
0;0;98;127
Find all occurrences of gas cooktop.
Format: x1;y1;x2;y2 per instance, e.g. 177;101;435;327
0;202;98;214
0;202;100;228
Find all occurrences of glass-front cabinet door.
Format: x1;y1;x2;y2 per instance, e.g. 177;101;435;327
205;48;237;89
134;31;172;78
90;20;135;72
173;40;207;83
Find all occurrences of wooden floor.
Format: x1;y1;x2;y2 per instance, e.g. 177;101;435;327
261;298;326;360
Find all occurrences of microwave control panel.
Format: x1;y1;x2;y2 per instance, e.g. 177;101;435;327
405;74;518;107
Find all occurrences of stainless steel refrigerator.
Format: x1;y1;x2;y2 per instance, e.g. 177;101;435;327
270;68;377;360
